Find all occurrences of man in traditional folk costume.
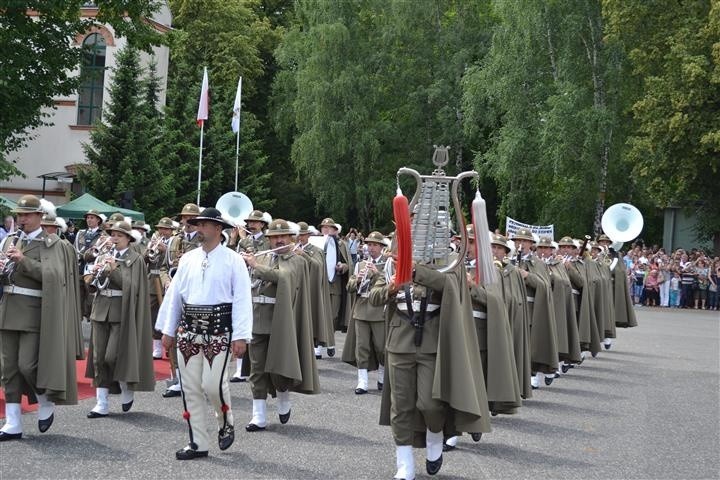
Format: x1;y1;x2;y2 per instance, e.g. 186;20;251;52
157;207;253;460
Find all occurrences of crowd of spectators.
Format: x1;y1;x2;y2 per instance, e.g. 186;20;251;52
624;244;720;310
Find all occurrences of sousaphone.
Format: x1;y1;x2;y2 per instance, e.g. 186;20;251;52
601;203;644;246
216;191;254;227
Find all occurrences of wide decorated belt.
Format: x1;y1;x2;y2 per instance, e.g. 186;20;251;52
180;303;232;335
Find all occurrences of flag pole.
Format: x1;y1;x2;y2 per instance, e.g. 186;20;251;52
232;76;243;192
197;121;204;205
196;67;209;205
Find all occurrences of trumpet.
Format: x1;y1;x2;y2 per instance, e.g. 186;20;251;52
0;234;21;283
145;233;164;263
87;251;115;293
89;235;113;258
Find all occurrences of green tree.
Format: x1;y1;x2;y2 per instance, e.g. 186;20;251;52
462;0;635;238
604;0;720;249
273;0;493;231
159;0;272;214
81;45;172;223
0;1;162;176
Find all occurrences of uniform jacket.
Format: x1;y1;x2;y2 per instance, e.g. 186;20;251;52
252;253;320;394
342;255;386;369
85;248;155;392
0;232;83;404
470;281;522;409
371;264;492;446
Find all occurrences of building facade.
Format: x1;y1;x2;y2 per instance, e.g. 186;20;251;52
0;4;171;206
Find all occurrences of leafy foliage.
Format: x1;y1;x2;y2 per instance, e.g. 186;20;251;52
0;1;162;177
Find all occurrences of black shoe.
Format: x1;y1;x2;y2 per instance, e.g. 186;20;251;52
355;388;368;395
544;376;554;386
0;431;22;441
38;413;54;433
326;347;336;357
122;400;133;413
176;447;209;460
279;409;291;424
426;454;443;475
491;411;498;417
229;376;247;383
442;443;456;452
604;343;612;350
377;382;383;391
218;426;235;451
162;389;181;398
153;355;162;360
531;385;538;390
591;351;599;358
315;355;321;360
561;363;570;373
577;356;585;365
471;432;482;442
87;411;108;419
245;423;266;432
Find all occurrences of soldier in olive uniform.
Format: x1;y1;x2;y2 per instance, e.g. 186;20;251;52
75;209;107;318
242;219;319;432
510;228;559;390
369;259;491;480
296;222;334;361
86;221;155;418
0;195;82;440
342;231;387;394
146;217;176;359
237;210;270;254
161;203;202;397
230;210;270;382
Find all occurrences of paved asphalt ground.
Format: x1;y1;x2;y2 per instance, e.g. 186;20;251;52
1;307;718;479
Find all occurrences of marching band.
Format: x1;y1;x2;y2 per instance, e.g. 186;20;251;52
0;158;639;478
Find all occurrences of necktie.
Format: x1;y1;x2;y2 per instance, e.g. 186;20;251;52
115;250;121;259
186;234;191;243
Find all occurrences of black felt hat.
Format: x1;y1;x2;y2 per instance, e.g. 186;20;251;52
187;207;234;229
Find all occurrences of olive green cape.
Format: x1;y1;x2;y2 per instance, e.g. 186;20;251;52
85;249;155;392
378;266;492;446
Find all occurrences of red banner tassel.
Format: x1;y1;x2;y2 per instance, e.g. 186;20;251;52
393;188;412;285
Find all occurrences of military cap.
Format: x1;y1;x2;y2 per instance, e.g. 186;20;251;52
155;217;174;229
364;231;386;245
491;233;511;252
107;221;136;242
509;227;535;242
557;236;576;247
11;195;43;214
244;210;269;224
265;219;294;236
179;203;201;217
